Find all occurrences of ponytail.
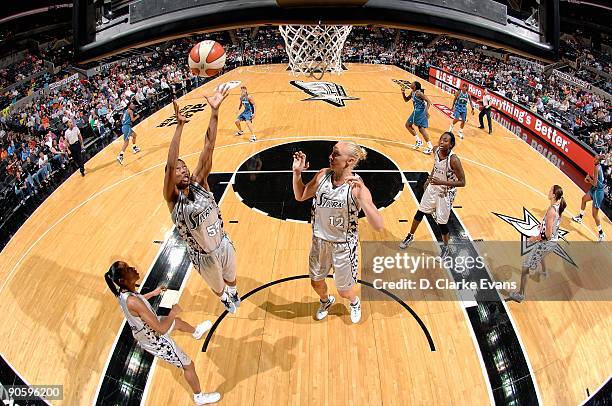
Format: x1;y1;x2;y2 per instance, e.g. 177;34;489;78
105;270;120;297
553;185;566;216
558;197;567;216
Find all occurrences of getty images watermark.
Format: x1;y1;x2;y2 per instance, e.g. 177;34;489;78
370;250;516;292
360;241;612;302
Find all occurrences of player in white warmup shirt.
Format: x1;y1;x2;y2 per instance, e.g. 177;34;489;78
292;141;384;323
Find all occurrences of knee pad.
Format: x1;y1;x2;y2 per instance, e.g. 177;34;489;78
414;210;425;221
438;223;449;235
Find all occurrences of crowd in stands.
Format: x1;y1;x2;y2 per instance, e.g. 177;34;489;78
0;52;47;89
1;27;611;246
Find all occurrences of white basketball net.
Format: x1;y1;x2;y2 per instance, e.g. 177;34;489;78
279;25;352;78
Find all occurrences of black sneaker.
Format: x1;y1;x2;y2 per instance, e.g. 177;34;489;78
440;245;453;259
229;289;241;308
220;296;237;314
399;234;413;249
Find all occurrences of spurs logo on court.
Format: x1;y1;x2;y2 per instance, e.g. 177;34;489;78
493;207;577;267
392;79;412;90
290;81;359;107
318;192;344;208
157;103;207;127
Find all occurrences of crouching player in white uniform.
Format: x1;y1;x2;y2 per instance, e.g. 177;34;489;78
105;261;220;405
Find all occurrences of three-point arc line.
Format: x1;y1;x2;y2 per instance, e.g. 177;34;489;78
202;274;436;352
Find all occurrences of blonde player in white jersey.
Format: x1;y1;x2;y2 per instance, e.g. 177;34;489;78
164;86;241;314
400;132;466;257
508;185;566;303
104;261;220;405
292;142;384;323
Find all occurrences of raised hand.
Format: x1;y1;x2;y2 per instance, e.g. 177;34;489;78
345;175;365;198
292;151;309;173
173;99;187;126
204;84;231;110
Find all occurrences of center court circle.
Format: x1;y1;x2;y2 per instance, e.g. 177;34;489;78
232;140;404;221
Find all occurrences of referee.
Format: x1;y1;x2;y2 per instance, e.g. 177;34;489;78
478;89;493;134
65;119;85;176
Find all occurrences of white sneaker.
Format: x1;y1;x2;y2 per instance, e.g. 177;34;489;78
132;145;140;153
192;320;213;340
571;215;583;223
350;298;361;324
315;295;335;320
448;124;454;132
116;155;124;165
422;147;433;154
249;135;257;142
413;139;422;150
194;392;221;405
598;232;606;242
458;131;464;139
235;130;243;136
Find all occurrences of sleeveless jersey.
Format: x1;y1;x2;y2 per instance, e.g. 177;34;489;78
172;182;224;254
542;202;561;241
412;91;426;112
594;164;604;191
455;91;470;110
241;95;253;114
119;291;161;344
312;171;360;243
122;109;132;126
430;149;459;197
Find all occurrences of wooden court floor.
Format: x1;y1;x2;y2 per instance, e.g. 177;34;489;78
0;64;610;405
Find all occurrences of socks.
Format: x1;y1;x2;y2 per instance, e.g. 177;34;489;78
579;210;585;217
226;285;237;295
597;225;603;233
119;152;124;156
427;141;433;149
351;297;360;306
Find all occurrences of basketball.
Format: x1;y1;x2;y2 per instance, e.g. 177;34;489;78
187;40;226;77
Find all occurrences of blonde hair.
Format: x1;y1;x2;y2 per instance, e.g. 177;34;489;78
343;141;367;166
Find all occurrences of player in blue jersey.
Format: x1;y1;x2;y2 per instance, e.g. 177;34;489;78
448;83;475;139
117;99;141;164
572;153;606;242
234;86;256;142
402;81;433;154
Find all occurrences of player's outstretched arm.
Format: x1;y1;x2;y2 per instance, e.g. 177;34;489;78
163;100;187;206
347;176;384;231
292;151;324;201
192;85;230;189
